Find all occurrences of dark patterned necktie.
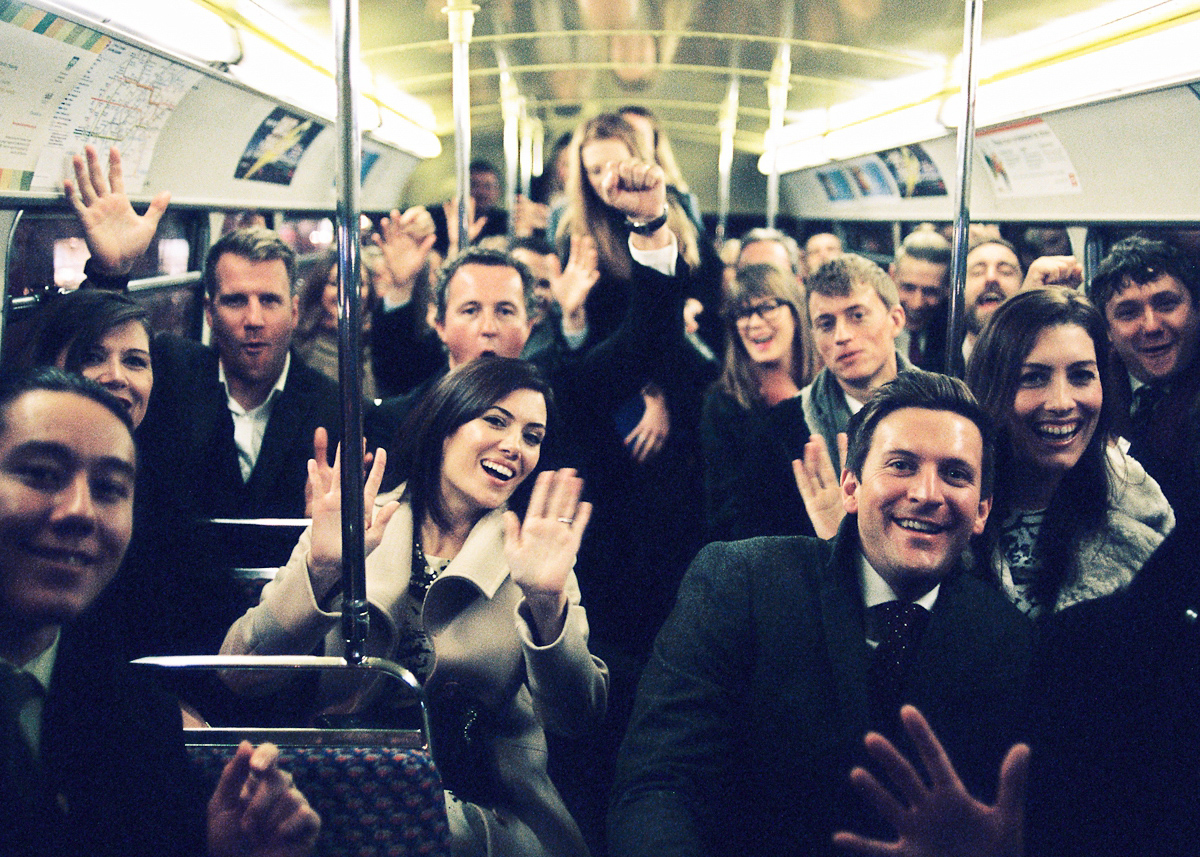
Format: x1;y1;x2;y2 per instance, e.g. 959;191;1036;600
868;601;930;722
1131;383;1166;429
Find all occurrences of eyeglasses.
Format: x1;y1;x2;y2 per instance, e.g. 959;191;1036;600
732;298;789;323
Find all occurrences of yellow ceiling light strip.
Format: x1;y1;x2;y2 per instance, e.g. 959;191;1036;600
189;0;437;133
784;0;1200;154
365;28;943;70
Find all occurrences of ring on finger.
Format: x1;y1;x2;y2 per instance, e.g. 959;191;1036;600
557;517;574;525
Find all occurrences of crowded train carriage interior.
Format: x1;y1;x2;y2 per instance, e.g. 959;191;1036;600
2;1;1200;856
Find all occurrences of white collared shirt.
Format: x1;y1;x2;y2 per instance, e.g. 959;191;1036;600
219;352;291;482
858;550;939;646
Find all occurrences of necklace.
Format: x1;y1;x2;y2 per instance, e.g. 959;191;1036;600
409;527;438;597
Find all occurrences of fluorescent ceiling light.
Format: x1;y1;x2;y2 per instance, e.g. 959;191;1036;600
764;0;1200;174
375;110;442;159
54;0;240;64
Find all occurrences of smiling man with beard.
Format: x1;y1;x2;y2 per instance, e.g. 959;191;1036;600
610;370;1032;857
961;236;1083;367
962;238;1024;362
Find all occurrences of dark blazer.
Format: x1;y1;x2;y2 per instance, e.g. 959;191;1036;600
369;298;447;399
139;333;341;520
609;520;1033;857
699;389;814;543
1;625;207;857
1027;516;1200;857
1107;351;1200;525
906;302;950;374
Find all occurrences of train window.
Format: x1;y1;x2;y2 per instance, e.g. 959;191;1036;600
1088;224;1200;258
279;215;336;255
3;206;206;366
841;222;894;264
7;208;198;299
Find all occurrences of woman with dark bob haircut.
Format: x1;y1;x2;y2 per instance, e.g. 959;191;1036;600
23;288;153;429
965;287;1173;617
222;355;607;857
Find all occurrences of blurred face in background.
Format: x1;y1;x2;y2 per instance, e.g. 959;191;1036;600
470;168;502;211
892;257;948;333
510;248;560;327
964;243;1022;335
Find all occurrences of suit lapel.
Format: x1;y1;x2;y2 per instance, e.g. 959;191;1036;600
819;524;872;746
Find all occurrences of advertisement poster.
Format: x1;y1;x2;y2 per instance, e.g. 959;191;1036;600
976;118;1081;197
235;106;324;184
878;144;947;197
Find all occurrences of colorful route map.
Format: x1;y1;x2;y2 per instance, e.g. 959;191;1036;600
0;0;201;192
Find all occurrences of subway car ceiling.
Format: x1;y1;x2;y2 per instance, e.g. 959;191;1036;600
2;0;1200;223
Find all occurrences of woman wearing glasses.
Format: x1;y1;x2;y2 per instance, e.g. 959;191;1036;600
700;263;819;541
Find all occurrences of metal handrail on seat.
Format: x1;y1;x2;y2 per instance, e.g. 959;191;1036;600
133;654;433;756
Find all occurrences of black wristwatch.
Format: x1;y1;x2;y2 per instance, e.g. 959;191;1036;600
624;204;669;236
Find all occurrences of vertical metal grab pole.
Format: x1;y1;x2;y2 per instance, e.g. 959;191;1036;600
765;4;793;229
446;1;479;252
765;51;789;228
716;44;740;245
520;113;537;202
331;0;368;662
945;0;983;376
500;85;520;239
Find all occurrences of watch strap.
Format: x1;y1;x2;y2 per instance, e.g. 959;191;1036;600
624;204;669;236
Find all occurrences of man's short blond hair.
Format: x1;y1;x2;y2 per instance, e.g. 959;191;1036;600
805;253;899;325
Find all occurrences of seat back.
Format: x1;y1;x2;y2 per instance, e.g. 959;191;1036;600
186;728;450;857
196;517;309;609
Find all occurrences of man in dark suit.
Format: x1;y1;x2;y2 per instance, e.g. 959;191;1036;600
609;371;1033;857
98;226;341;664
0;368;319;857
1089;234;1200;525
140;225;341;521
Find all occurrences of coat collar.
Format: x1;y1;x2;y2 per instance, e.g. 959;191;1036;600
373;485;511;602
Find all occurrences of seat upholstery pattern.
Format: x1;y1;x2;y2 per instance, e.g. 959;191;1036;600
187;744;450;856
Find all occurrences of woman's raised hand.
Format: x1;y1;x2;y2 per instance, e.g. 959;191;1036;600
372;206;435;301
597;158;667;222
555;234;600;333
503;468;593;644
306;428;400;600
